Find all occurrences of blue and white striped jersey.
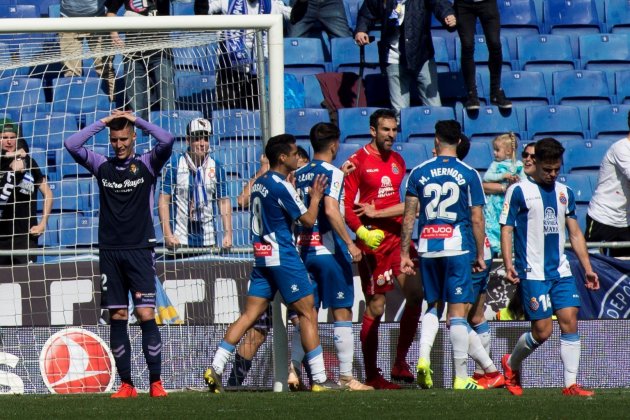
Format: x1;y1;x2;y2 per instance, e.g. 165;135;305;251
294;160;347;257
250;170;307;267
500;177;576;281
406;156;485;257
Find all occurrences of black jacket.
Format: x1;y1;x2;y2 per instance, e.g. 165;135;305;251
355;0;454;71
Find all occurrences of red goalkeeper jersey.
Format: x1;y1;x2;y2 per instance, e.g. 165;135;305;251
344;143;406;237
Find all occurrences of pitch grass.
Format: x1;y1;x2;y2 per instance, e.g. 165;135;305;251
2;389;628;419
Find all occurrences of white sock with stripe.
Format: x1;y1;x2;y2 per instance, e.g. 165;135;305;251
334;321;354;377
560;332;581;387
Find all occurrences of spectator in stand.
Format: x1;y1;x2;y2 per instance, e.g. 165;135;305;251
0;119;53;265
586;112;630;257
355;0;456;119
106;0;175;120
158;118;233;252
454;0;511;111
60;0;115;101
287;0;352;39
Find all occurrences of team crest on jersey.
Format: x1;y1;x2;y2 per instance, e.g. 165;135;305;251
558;192;567;205
529;297;539;311
129;163;138;174
208;167;216;178
391;163;400;174
376;274;386;286
543;207;559;235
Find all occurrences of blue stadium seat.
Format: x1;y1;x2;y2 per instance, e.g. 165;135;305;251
153;215;163;244
579;34;630;92
574;203;588;231
496;71;550;127
29;147;49;178
498;0;541;55
552;70;612;127
332;142;361;167
331;37;380;74
588;104;630;140
392;143;430;170
0;78;45;114
170;1;194;15
615;70;630;104
285;108;330;140
60;178;92;212
557;173;594;203
17;0;58;17
52;77;111;114
212;109;261;144
284;38;329;82
59;213;98;247
48;3;60;17
461;142;493;172
38;213;60;249
543;0;603;56
57;145;108;179
224;210;251;248
0;4;39;18
605;0;630;33
525;105;586;141
303;74;325;108
433;37;456;72
462;105;522;142
401;106;455;143
438;71;485;107
338;107;380;143
212;141;259;179
174;71;214;117
563;139;610;173
223;175;245;209
21;112;79;152
171;42;214;73
151;110;204;140
517;34;577;91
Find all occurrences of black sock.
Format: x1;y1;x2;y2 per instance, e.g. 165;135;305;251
228;353;253;386
111;319;133;386
140;319;162;383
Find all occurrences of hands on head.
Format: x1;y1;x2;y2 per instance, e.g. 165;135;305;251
101;109;137;125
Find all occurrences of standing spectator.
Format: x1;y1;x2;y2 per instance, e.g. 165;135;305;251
586;114;630;257
106;0;175;120
158;118;233;251
343;109;422;389
203;134;342;392
483;133;524;254
500;138;599;397
288;0;352;39
355;0;456;118
0;119;53;265
60;0;115;101
64;110;175;398
454;0;511;110
194;0;291;110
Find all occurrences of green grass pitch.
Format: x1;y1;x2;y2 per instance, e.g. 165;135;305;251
1;389;628;419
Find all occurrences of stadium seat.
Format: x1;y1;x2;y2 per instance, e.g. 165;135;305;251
170;1;194;15
588;104;630;140
212;140;259;179
543;0;603;56
29;147;49;178
21;112;79;152
461;142;493;172
498;0;541;55
615;70;630;104
223;175;245;209
433;37;456;72
0;4;39;18
525;105;586;141
332;142;361;167
401;106;455;143
153;215;163;245
171;41;214;73
285;108;330;140
579;34;630;92
552;70;612;127
574;203;589;231
223;210;250;248
295;140;313;161
151;110;204;140
174;71;214;117
60;178;92;212
51;77;112;114
461;105;522;142
557;173;594;203
605;0;630;33
59;213;98;247
284;38;329;82
38;213;60;249
48;3;60;18
57;145;108;180
303;74;325;108
496;71;550;127
392;143;430;170
17;0;58;17
517;34;577;91
563;139;610;172
212;109;261;144
331;37;380;74
338;107;380;143
0;78;45;114
438;71;485;107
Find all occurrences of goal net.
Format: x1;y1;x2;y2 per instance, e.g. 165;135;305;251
0;14;286;394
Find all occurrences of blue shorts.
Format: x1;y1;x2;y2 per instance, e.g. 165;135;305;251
248;260;314;305
421;253;474;304
99;248;156;309
520;276;581;321
304;253;354;309
471;258;492;297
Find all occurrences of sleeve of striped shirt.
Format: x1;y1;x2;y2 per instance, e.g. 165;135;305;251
565;187;577;219
499;185;522;226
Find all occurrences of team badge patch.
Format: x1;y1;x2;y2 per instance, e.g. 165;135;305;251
559;192;567;205
129;163;138;174
391;163;399;174
529;297;539;311
376;274;386;286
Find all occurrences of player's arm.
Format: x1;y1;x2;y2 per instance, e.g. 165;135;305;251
500;224;519;284
324;196;362;262
298;174;327;228
218;197;233;248
400;194;419;275
158;193;180;248
237;155;269;208
64;120;107;174
354;201;405;219
470;205;487;273
31;177;52;236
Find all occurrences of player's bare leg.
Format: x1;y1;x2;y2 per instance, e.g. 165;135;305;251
555;307;592;396
391;272;422;383
333;307;373;391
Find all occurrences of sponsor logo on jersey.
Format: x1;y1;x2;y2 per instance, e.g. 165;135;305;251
529;297;539;311
543;207;559;235
366;169;379;173
297;233;322;247
377;176;395;198
391;163;400;174
254;242;273;257
39;328;115;394
421;224;454;239
558;192;567;205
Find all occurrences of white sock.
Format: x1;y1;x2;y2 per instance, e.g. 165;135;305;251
212;341;235;375
468;329;496;372
419;307;439;364
450;317;469;379
334;321;354;377
508;332;540;371
560;333;581;388
472;321;491;373
290;324;305;371
305;346;327;383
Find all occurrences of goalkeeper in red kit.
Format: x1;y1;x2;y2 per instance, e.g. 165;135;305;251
344;109;422;389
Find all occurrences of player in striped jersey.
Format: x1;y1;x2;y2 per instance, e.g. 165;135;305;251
204;134;341;392
401;120;503;390
500;138;600;397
